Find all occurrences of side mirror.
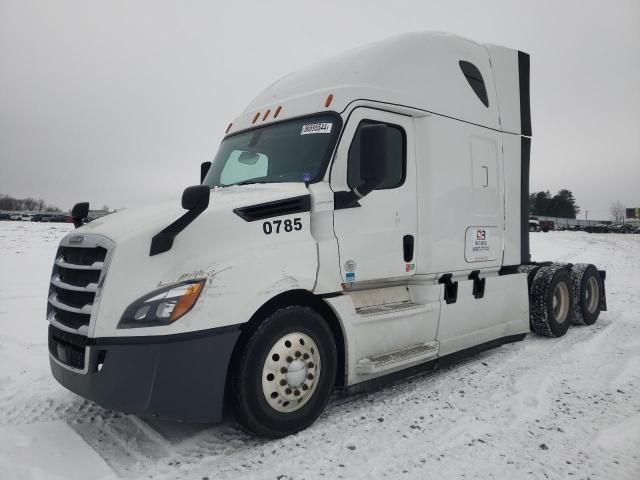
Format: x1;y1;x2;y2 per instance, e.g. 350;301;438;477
71;202;89;228
200;162;212;184
182;185;210;212
357;124;387;196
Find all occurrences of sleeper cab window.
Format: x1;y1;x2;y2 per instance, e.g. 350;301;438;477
347;120;406;190
459;60;489;107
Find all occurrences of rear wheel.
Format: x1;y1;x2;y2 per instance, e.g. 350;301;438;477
570;264;602;325
530;265;574;337
230;306;337;438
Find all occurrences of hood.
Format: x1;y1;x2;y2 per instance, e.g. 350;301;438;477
78;181;318;338
79;182;311;243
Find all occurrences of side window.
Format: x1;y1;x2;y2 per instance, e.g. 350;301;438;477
347;121;405;190
220;150;268;185
459;60;489;107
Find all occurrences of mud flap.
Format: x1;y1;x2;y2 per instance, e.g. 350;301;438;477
598;270;608;311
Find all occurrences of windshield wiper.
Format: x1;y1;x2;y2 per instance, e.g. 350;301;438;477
233;179;267;186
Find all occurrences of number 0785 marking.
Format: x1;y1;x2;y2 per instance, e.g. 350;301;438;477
263;218;303;235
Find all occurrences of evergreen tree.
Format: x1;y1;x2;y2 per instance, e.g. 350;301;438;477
529;189;580;219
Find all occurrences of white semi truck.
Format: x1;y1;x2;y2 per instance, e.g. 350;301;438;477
47;32;606;438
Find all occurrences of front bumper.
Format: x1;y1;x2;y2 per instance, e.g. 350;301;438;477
49;324;241;423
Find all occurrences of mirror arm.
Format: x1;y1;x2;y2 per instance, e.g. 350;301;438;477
150;186;210;256
333;190;360;210
333;181;376;210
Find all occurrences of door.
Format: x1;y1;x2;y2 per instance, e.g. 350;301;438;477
331;108;417;284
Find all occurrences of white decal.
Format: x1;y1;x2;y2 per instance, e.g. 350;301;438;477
301;123;332;135
465;227;499;262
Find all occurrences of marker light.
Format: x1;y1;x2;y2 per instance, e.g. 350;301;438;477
262;109;271;121
252;112;260;124
274;106;282;118
325;94;334;108
118;279;205;329
225;123;233;133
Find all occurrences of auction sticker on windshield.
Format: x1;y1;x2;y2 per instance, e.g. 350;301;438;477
301;123;332;135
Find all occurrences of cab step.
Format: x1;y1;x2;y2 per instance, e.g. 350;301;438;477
355;300;424;317
356;341;439;374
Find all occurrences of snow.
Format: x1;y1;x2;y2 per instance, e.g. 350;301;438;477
1;222;639;480
0;421;116;480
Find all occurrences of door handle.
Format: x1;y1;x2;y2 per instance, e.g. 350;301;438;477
403;235;414;262
482;166;489;187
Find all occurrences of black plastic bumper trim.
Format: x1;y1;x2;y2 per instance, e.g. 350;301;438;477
49;324;241;423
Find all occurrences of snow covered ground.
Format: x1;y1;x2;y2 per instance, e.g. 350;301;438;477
0;222;639;480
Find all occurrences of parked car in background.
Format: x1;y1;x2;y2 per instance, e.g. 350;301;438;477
20;214;33;221
584;224;610;233
0;213;10;221
529;218;540;232
609;224;635;234
9;214;21;221
539;220;555;232
47;214;69;223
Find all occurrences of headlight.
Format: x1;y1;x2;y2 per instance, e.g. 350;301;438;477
118;279;205;329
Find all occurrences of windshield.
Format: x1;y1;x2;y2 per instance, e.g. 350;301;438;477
203;114;341;188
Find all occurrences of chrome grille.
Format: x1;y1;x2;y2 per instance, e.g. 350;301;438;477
47;234;114;340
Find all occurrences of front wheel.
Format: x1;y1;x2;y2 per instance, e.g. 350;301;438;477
229;306;337;438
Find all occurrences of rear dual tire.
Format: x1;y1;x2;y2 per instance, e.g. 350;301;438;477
529;263;603;337
570;264;602;325
530;265;574;337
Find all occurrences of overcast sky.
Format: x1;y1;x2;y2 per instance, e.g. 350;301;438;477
1;0;638;219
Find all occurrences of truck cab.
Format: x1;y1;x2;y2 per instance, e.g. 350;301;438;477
47;32;606;438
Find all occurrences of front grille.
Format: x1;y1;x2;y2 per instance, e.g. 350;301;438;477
48;239;111;332
52;285;95;309
58;267;101;288
59;246;107;266
52;308;92;330
48;325;88;370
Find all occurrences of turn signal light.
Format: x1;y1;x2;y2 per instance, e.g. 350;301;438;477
171;282;204;321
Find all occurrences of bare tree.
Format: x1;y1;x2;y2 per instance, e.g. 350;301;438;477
610;201;626;223
0;194;60;212
22;197;39;211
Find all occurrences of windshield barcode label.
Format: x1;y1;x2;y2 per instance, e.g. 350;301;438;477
301;123;332;135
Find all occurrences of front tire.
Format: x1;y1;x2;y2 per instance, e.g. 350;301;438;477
530;265;574;337
230;306;337;438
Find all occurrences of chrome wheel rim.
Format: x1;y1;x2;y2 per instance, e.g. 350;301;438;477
261;332;321;413
586;276;599;314
553;281;570;323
